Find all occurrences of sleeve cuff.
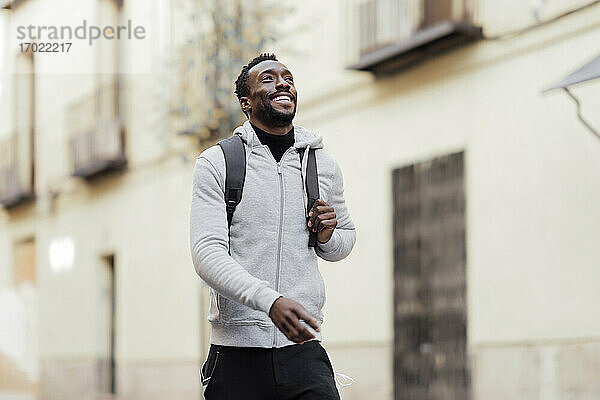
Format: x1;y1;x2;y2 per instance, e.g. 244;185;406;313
317;230;340;253
253;286;283;315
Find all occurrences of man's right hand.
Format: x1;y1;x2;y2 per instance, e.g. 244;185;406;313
268;297;320;344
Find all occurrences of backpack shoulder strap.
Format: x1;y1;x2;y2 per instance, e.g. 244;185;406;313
299;148;320;247
217;135;246;229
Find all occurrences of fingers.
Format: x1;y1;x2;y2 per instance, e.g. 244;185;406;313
286;306;319;343
308;200;336;233
308;199;330;224
314;213;336;232
289;311;315;343
294;307;320;333
309;199;327;211
280;318;310;343
270;298;321;343
310;212;336;236
281;314;314;343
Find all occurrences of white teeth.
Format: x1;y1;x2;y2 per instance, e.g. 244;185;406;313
273;96;291;102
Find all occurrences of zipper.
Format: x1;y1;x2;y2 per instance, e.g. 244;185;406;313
264;145;293;347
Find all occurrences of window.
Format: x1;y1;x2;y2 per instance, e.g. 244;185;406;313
393;152;469;400
0;51;35;208
97;254;116;395
68;0;126;179
348;0;481;74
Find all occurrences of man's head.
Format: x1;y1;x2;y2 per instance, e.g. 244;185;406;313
234;53;297;129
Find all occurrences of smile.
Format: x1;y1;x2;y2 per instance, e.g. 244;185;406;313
272;94;293;104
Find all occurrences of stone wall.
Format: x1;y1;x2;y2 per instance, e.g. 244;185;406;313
472;341;600;400
39;360;200;400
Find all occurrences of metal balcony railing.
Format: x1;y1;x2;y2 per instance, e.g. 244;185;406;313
68;82;126;178
348;0;481;73
0;133;34;208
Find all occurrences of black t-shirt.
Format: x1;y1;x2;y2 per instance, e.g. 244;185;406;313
251;123;295;163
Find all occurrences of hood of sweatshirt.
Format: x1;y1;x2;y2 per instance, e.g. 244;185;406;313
233;120;324;152
233;120;324;217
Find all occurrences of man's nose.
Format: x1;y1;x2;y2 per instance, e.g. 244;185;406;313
275;76;290;90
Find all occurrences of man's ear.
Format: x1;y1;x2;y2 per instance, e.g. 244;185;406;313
240;97;251;115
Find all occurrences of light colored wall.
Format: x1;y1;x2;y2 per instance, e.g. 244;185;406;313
1;0;600;399
282;0;600;346
277;0;600;398
1;1;203;398
0;10;8;136
34;163;199;361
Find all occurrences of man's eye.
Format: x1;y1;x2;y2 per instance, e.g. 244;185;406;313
285;76;294;82
262;76;273;82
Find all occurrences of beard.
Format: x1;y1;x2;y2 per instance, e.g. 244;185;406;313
253;92;297;127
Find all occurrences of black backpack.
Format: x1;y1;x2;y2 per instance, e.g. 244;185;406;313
217;134;320;248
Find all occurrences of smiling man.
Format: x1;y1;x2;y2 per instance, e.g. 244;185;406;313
190;53;356;399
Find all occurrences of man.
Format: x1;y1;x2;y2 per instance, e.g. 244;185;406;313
190;53;356;400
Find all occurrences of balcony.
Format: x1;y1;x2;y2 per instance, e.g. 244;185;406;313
347;0;482;74
68;83;126;179
0;0;27;9
0;134;34;208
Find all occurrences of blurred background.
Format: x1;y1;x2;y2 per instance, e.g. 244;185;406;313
0;0;599;399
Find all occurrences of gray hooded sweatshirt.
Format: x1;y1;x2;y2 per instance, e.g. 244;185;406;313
190;121;356;348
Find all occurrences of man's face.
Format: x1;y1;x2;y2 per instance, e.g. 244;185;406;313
242;60;297;127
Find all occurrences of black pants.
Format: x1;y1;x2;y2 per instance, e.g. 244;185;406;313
201;340;340;400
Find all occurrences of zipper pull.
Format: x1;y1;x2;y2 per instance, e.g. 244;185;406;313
277;163;282;174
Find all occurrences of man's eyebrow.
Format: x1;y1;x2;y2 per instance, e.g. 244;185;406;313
258;68;293;77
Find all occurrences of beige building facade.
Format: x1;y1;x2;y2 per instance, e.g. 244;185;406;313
1;0;600;399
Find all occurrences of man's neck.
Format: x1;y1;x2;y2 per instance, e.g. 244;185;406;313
249;118;293;136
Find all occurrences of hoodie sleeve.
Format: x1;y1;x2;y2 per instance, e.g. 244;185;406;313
315;159;356;262
190;153;282;315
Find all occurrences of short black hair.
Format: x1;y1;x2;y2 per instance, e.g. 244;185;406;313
234;53;278;101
